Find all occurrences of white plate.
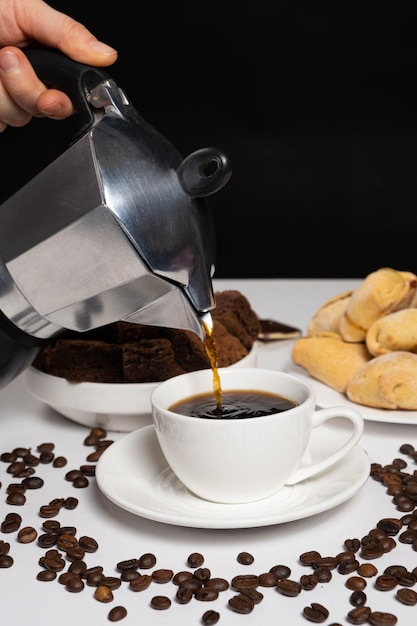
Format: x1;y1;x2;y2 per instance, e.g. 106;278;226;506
95;424;370;529
283;352;417;425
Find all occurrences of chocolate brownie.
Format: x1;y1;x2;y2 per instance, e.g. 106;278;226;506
212;290;261;349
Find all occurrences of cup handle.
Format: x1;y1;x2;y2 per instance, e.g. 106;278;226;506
285;406;364;486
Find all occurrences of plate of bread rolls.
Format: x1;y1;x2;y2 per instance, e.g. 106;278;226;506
288;267;417;424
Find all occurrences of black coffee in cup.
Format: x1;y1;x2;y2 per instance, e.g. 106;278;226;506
169;390;298;419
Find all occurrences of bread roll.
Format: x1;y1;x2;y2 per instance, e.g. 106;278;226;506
291;331;372;393
339;267;417;342
366;308;417;356
307;290;352;334
346;351;417;409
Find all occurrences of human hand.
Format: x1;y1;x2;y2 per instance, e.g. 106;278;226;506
0;0;118;132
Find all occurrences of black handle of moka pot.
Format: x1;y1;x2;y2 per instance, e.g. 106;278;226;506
24;47;112;137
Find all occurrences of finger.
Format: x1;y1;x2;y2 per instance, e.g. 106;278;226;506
0;73;32;127
23;2;118;67
36;89;74;119
0;47;46;116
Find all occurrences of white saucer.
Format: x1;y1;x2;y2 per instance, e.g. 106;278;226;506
258;340;417;425
95;424;370;529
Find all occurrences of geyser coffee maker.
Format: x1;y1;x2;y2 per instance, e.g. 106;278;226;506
0;48;231;389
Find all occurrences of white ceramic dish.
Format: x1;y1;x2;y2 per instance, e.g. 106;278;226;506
23;342;258;432
258;340;417;425
95;424;370;529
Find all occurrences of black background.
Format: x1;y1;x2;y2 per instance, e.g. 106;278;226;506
2;1;417;278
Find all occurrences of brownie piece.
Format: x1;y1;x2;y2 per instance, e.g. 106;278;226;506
122;338;184;382
212;290;261;349
38;339;123;383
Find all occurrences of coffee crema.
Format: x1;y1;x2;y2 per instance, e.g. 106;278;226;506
168;390;298;419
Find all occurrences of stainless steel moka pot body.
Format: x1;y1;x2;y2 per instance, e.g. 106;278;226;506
0;49;231;389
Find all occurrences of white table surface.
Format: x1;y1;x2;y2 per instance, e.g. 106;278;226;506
1;278;416;626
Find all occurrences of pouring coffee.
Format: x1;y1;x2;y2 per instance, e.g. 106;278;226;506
0;48;231;389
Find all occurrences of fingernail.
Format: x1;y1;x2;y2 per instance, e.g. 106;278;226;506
40;103;63;117
0;50;20;73
88;41;118;57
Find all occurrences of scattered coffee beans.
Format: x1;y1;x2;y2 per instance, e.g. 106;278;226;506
4;430;417;625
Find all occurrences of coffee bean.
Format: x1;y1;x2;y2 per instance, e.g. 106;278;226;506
39;505;60;518
314;567;332;583
150;595;171;610
65;576;85;593
36;569;57;581
205;577;229;591
346;576;366;590
276;579;302;597
0;554;14;568
375;574;397;591
94;585;113;602
202;609;220;625
300;574;318;590
258;572;278;587
239;587;264;604
269;564;291;579
80;464;96;476
299;550;321;565
129;574;152;591
57;534;78;551
175;586;193;604
350;590;367;606
194;587;219;602
173;571;193;585
228;594;254;614
0;540;10;555
344;538;361;553
377;518;403;535
117;558;140;572
52;456;67;468
138;552;157;569
346;606;371;624
237;551;254;565
396;587;417;605
6;491;26;505
368;611;398;626
193;567;211;583
73;475;89;488
101;576;121;590
152;568;174;583
64;497;79;510
17;526;37;543
231;574;259;590
21;476;44;489
120;568;139;582
187;552;204;568
357;563;378;577
68;560;87;576
1;512;22;532
303;602;329;623
108;606;127;622
78;536;98;552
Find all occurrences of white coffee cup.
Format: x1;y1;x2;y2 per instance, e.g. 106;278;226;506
151;368;364;504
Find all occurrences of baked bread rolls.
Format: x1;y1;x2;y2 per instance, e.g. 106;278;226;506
291;332;372;393
339;267;417;342
366;308;417;356
346;352;417;410
292;267;417;410
307;290;353;334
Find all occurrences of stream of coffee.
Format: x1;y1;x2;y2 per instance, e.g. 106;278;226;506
202;317;222;412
